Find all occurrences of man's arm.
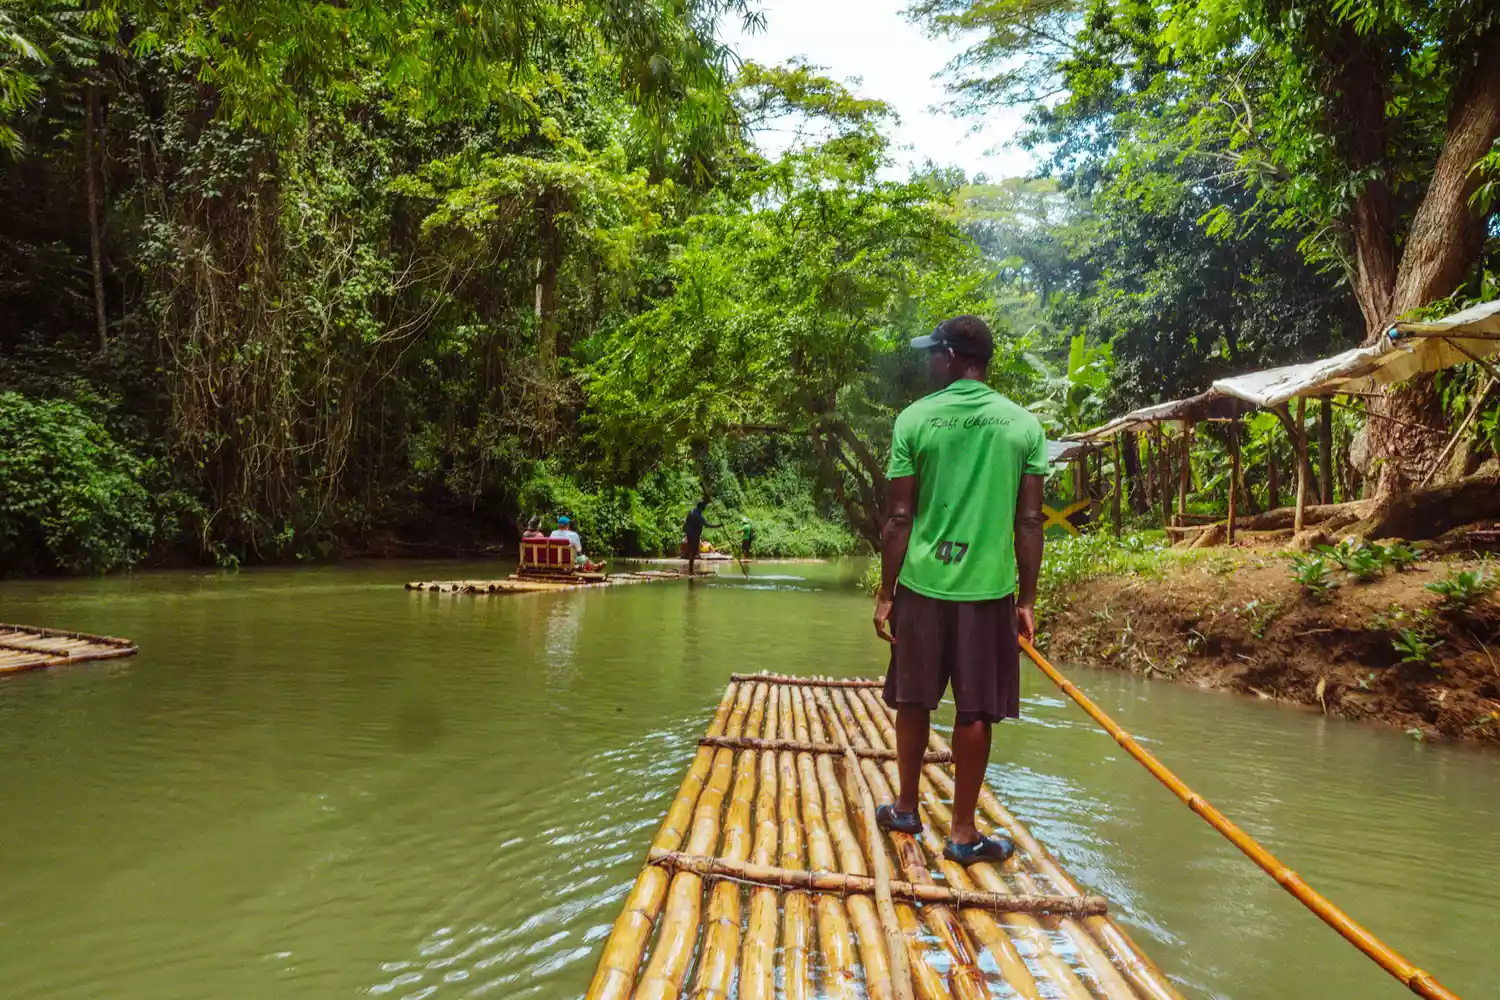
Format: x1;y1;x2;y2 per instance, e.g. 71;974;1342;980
1014;474;1045;643
873;475;916;643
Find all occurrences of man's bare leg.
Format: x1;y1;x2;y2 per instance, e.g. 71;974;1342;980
949;719;992;844
894;705;930;814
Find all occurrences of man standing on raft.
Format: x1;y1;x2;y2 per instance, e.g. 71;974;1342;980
873;315;1048;865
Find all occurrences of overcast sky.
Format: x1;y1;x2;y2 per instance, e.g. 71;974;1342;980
721;0;1038;181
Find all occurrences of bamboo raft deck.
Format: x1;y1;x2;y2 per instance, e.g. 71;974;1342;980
0;623;138;677
589;673;1183;1000
406;568;714;595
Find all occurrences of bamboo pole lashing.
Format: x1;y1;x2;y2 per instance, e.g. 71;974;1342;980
646;850;1109;916
1020;638;1462;1000
584;682;745;1000
818;687;993;1000
730;673;883;688
637;683;768;1000
699;735;952;762
798;686;909;1000
856;689;1185;1000
840;688;1103;1000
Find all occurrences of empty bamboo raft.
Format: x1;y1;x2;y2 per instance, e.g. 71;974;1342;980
588;674;1184;1000
406;569;708;594
0;623;137;677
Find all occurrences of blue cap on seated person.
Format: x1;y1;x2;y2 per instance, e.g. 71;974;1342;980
558;516;571;525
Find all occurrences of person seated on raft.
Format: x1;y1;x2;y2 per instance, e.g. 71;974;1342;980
521;515;546;539
550;516;602;571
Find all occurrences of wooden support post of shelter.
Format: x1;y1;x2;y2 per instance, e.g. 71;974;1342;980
1319;400;1335;505
1294;397;1310;535
1177;423;1193;526
1154;424;1170;528
1227;417;1241;545
1111;434;1123;538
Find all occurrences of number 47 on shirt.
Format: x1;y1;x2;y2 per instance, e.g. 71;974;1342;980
936;540;969;565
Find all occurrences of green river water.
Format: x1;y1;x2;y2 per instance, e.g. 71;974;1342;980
1;560;1496;1000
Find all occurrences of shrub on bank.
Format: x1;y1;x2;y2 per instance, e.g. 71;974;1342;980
0;393;154;573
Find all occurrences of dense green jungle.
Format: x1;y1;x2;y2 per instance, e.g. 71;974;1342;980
3;0;1499;575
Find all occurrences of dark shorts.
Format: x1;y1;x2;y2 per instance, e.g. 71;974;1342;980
883;587;1020;725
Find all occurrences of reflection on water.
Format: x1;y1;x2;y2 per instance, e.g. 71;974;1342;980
0;559;1496;999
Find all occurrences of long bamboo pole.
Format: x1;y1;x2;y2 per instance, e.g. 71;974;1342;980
690;683;770;1000
857;688;1184;1000
1295;398;1309;535
1020;637;1462;1000
585;682;744;1000
817;687;988;1000
699;735;952;762
789;681;875;1000
798;686;910;1000
776;685;812;1000
842;689;1110;1000
819;688;993;1000
636;683;765;1000
647;850;1108;915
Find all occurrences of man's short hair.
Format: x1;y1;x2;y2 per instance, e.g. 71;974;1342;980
937;315;994;363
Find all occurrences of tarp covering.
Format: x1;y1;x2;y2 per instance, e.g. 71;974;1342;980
1213;299;1500;408
1047;439;1097;464
1064;391;1255;443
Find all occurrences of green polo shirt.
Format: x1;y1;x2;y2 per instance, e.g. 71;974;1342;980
887;380;1049;601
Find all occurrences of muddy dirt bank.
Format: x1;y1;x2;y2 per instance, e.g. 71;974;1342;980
1044;553;1500;744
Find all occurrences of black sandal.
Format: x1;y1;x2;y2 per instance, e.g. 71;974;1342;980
943;833;1016;866
875;804;923;835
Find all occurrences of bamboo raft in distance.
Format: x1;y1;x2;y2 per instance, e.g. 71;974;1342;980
589;673;1184;1000
405;568;716;595
0;623;138;677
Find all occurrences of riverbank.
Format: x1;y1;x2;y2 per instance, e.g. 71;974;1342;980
1043;545;1500;745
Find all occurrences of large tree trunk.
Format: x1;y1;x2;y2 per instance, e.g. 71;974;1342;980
1349;474;1500;541
535;191;563;371
1364;32;1500;495
85;84;108;354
